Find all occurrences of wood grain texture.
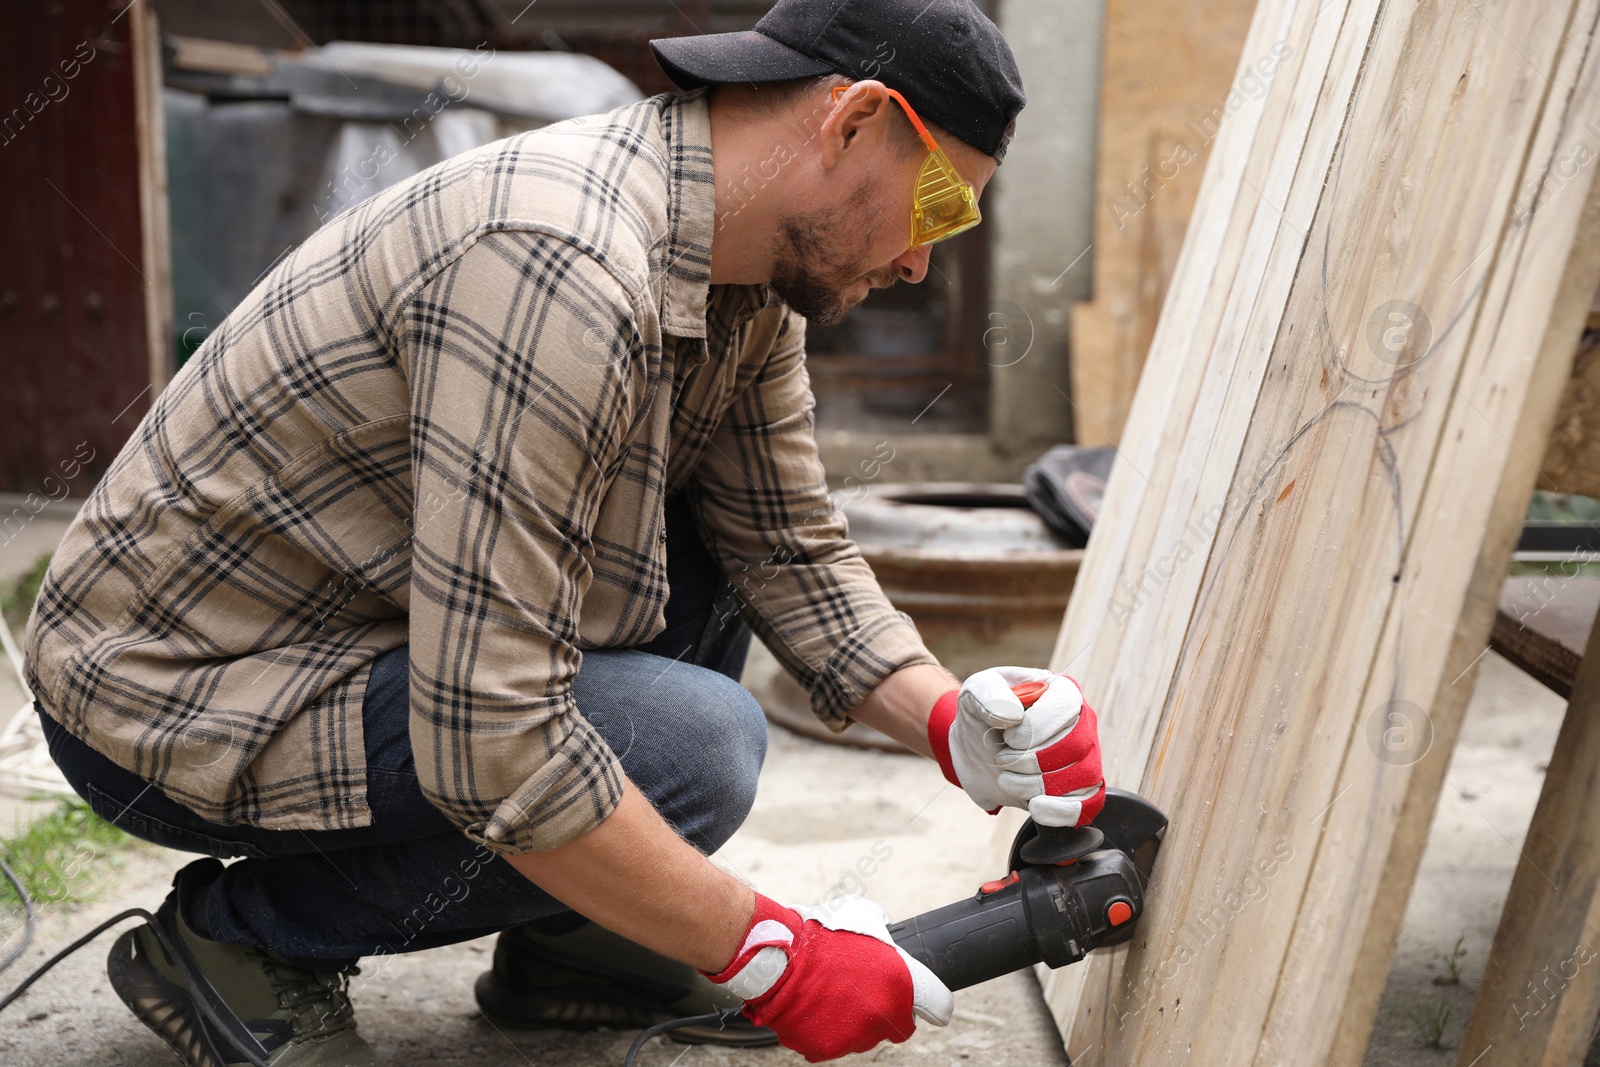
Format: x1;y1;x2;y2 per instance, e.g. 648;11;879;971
1489;607;1582;699
1030;1;1600;1063
1067;0;1257;446
1460;187;1600;1066
1462;578;1600;1065
0;0;155;493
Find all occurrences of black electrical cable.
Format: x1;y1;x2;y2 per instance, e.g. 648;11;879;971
622;1008;748;1067
4;848;723;1067
0;903;272;1067
0;906;153;1015
0;865;274;1067
0;854;35;975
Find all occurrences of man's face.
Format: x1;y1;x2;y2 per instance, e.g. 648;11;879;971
769;123;997;326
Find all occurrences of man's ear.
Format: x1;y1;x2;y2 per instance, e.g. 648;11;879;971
817;80;896;171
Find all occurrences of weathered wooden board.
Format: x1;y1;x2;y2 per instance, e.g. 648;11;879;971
1032;1;1600;1063
1464;266;1600;1066
133;1;172;396
1461;569;1600;1065
1489;607;1583;699
1067;0;1256;446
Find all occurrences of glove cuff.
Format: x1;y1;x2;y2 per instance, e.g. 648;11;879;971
926;690;963;788
703;893;799;1000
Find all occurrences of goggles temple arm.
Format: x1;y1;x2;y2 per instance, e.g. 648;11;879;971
831;84;941;154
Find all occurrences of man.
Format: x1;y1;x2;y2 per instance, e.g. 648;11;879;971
24;1;1105;1063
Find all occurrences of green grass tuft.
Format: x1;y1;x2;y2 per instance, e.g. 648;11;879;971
1408;996;1453;1050
1;797;133;910
1433;933;1467;986
0;551;52;632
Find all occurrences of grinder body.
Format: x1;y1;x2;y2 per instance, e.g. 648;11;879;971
888;847;1144;990
887;788;1167;991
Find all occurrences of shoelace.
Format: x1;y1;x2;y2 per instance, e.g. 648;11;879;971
250;953;361;1036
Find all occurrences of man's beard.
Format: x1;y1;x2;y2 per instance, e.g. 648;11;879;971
769;195;896;326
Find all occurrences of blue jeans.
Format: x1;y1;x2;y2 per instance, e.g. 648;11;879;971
38;494;765;966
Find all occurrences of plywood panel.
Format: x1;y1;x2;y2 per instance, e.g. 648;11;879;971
1031;1;1600;1063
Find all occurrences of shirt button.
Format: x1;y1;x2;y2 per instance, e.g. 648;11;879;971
659;527;669;543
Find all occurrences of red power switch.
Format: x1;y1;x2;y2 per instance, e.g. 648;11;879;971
979;870;1021;896
1106;900;1134;927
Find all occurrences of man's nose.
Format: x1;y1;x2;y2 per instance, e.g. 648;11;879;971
892;245;931;285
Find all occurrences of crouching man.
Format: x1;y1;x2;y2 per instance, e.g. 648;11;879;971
23;1;1104;1062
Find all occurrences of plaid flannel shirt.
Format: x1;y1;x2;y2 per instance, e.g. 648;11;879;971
25;90;937;855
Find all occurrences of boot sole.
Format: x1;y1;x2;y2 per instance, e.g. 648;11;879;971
107;929;232;1067
473;970;777;1047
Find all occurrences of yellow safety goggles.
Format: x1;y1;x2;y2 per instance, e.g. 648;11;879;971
834;85;983;249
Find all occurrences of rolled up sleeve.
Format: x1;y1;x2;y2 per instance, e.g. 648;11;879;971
692;308;938;728
403;231;643;854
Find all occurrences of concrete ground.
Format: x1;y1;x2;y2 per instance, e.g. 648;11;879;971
0;498;1579;1065
1360;650;1568;1065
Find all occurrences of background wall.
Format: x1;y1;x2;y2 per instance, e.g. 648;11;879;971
988;0;1103;455
0;0;163;497
0;0;1107;494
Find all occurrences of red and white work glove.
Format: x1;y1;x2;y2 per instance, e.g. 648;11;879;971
928;667;1105;827
703;893;953;1062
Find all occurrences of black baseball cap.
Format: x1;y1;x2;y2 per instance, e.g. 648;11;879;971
650;0;1026;160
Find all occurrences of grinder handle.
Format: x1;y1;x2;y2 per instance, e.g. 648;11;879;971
887;875;1043;992
1010;680;1047;707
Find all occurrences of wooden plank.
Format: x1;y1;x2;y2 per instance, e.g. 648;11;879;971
1029;1;1600;1064
1489;574;1600;697
1461;543;1600;1064
1490;608;1582;699
132;1;172;395
1067;0;1256;446
167;35;278;77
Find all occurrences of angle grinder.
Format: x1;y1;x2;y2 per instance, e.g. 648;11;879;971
888;787;1167;990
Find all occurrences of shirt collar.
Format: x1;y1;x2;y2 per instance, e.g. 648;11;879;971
658;89;772;345
658;90;714;340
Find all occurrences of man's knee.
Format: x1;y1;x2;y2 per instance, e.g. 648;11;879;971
690;670;767;812
574;650;768;849
665;668;766;851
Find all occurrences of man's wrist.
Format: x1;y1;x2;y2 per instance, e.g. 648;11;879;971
703;892;796;997
847;662;959;759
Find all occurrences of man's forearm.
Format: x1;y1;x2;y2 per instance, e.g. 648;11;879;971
506;663;958;972
507;782;753;973
848;662;960;758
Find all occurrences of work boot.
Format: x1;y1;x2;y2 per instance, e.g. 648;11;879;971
107;859;386;1066
474;915;776;1046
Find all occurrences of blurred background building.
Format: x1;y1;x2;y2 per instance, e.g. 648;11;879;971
0;0;1099;495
